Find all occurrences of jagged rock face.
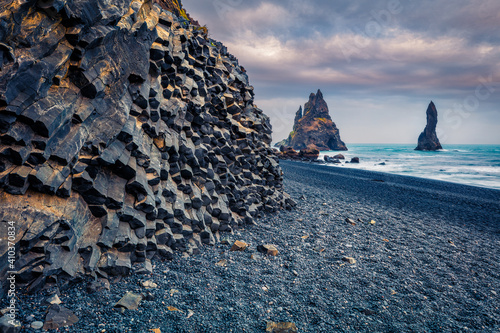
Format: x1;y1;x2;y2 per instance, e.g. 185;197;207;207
292;106;303;132
0;0;293;292
275;90;347;151
415;101;442;151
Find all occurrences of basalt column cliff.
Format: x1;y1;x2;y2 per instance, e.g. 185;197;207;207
0;0;293;292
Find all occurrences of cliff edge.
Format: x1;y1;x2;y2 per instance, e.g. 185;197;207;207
0;0;293;292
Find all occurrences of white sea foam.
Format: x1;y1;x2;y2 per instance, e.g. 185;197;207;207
320;144;500;190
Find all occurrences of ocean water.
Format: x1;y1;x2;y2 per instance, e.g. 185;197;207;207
320;144;500;190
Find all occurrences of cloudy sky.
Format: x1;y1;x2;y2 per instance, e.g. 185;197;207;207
183;0;500;145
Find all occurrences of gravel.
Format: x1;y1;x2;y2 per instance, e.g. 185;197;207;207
4;160;500;332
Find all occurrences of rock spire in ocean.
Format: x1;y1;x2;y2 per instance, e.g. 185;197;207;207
415;101;443;151
275;89;347;151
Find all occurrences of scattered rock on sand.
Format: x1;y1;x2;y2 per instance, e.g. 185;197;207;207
230;240;248;251
141;280;158;289
167;306;182;312
266;321;298;332
313;247;325;253
87;278;110;294
31;321;43;330
342;257;356;264
45;294;62;305
360;308;376;315
142;292;155;301
0;316;21;333
43;305;79;330
345;218;356;225
215;259;228;267
257;244;279;256
114;292;143;310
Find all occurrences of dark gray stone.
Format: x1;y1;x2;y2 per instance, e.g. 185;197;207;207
43;305;79;330
0;316;21;333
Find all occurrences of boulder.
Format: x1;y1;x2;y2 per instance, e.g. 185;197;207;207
266;321;298;333
276;146;298;160
114;292;143;311
324;156;341;163
350;157;360;163
43;305;79;330
87;278;110;294
257;244;279;256
299;146;320;160
230;240;248;251
0;316;21;333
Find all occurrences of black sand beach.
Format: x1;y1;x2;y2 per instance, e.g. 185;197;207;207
8;160;500;332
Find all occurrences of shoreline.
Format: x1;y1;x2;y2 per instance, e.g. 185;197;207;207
316;143;500;191
3;160;500;332
288;158;500;194
280;160;500;233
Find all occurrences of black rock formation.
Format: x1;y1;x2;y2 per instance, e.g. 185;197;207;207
0;0;293;293
275;90;347;151
415;101;443;151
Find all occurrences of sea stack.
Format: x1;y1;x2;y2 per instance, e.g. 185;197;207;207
275;90;347;151
415;101;443;151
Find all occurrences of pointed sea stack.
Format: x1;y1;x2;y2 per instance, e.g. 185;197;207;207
415;101;443;151
275;90;347;151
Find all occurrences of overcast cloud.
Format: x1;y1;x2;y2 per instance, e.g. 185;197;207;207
183;0;500;144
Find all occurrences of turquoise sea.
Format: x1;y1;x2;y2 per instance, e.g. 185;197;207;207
321;144;500;190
